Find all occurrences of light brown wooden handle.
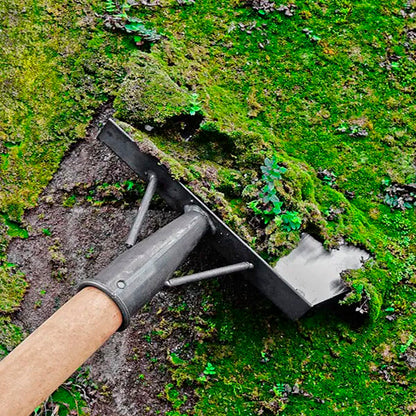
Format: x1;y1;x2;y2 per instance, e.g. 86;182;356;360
0;287;123;416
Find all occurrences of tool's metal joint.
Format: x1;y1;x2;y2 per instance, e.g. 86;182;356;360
78;280;131;330
184;204;216;234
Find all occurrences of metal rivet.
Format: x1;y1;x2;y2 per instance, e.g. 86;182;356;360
117;280;126;289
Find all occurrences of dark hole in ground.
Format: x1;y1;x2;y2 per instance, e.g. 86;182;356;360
137;113;205;142
194;124;236;161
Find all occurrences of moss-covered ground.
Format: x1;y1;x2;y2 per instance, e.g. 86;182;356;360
1;0;416;414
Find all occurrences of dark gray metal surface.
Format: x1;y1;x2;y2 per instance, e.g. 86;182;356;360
165;262;254;287
98;119;313;320
79;206;209;330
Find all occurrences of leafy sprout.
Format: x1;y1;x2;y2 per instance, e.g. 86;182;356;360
203;362;216;375
281;211;302;231
189;93;202;116
248;157;301;230
105;0;116;13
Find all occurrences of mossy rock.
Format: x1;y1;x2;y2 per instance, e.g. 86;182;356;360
114;53;194;127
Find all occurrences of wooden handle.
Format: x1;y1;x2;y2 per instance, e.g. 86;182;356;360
0;287;123;416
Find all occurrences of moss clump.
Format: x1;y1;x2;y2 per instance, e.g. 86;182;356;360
114;53;195;127
0;264;28;313
0;316;24;358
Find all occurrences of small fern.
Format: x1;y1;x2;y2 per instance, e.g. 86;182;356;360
105;0;117;13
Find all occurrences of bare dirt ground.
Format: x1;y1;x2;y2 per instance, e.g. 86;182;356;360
7;109;222;415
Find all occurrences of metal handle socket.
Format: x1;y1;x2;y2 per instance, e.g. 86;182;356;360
78;206;209;330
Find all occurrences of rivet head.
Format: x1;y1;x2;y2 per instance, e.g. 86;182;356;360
117;280;126;289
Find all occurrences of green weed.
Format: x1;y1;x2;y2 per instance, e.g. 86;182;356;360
203;362;216;376
281;211;302;231
399;334;414;355
188;93;202;116
248;157;302;231
42;228;52;236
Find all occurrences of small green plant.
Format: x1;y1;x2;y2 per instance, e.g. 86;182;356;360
33;368;92;415
123;18;161;43
382;181;416;210
302;28;321;42
399;334;414;354
124;180;135;191
189;93;202;115
247;157;286;223
85;246;95;259
42;228;52;236
281;211;302;231
318;169;337;187
105;0;116;13
63;194;77;208
103;1;162;44
260;350;270;363
168;301;188;314
261;157;287;181
197;374;207;383
336;123;368;138
272;383;286;396
203;362;216;376
248;157;302;231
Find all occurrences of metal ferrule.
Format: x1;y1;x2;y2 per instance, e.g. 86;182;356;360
78;206;209;330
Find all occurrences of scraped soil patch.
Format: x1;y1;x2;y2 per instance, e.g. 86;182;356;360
7;112;223;415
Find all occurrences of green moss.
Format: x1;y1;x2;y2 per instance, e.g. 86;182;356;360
119;1;416;414
0;0;130;223
2;0;416;414
1;215;29;239
128;127;192;180
0;264;28;313
114;52;195;126
0;316;24;358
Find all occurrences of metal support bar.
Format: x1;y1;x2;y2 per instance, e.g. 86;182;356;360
126;171;158;247
165;262;254;287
